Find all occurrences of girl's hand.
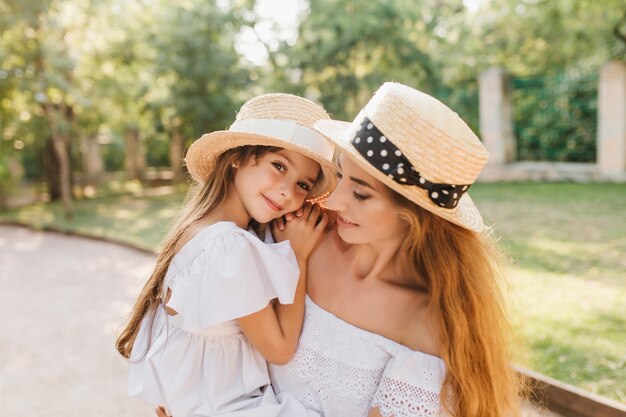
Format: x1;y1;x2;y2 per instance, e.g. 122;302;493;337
155;406;170;417
276;206;337;233
271;203;327;261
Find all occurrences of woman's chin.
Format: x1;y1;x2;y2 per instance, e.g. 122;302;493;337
336;227;362;244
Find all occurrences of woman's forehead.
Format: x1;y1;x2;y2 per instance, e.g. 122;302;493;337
338;153;386;192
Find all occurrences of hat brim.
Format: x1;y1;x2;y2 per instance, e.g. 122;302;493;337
185;130;337;199
313;120;485;232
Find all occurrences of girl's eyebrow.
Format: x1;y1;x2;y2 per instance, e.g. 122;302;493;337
276;152;316;185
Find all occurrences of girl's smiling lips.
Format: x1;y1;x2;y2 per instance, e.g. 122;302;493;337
262;194;283;211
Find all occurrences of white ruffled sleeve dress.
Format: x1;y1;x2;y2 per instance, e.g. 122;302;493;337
128;221;316;417
269;296;448;417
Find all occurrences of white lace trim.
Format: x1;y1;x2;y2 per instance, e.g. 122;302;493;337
270;297;447;417
283;346;383;407
372;376;442;417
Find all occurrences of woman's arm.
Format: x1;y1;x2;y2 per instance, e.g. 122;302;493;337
238;204;327;365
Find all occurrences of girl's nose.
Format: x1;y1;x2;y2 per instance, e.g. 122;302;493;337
278;181;293;201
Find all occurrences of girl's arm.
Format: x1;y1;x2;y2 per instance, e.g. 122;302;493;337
367;409;385;417
238;204;327;365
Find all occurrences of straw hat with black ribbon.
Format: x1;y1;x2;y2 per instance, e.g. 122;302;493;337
313;82;490;232
185;93;337;199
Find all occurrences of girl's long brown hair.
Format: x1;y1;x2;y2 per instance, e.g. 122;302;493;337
116;145;280;359
392;192;523;417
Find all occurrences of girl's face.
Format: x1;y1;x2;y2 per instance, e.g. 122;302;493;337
233;148;321;224
326;153;406;245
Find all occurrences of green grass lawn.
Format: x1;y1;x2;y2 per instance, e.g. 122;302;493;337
1;182;625;403
470;183;625;403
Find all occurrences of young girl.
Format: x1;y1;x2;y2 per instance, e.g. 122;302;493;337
116;93;335;417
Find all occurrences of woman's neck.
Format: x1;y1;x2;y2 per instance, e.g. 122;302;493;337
346;234;410;284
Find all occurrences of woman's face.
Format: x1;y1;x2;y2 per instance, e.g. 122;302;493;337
326;153;407;245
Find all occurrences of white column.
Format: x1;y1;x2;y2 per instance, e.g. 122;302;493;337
598;61;626;177
479;67;516;165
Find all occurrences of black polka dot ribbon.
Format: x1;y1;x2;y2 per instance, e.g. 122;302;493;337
350;117;471;209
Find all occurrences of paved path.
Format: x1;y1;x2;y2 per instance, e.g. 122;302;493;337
0;225;153;416
0;225;560;417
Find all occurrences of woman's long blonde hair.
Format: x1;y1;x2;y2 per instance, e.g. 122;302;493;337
116;145;280;359
392;192;523;417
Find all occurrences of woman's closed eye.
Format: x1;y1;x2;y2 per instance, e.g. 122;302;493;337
353;191;370;201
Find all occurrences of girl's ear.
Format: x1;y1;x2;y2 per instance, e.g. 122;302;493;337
231;162;239;168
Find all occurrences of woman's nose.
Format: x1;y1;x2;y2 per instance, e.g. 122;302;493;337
325;185;346;211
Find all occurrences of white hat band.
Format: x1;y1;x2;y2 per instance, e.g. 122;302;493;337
230;118;334;161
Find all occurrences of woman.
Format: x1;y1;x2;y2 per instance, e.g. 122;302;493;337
269;82;521;417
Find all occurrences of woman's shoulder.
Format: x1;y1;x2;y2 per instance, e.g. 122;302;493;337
373;284;443;358
399;298;442;357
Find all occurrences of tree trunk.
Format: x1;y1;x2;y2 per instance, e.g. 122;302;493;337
124;126;145;181
51;134;74;219
44;137;61;201
169;122;185;183
43;105;74;219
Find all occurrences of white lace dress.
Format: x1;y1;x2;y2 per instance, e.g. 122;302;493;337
269;296;447;417
128;221;317;417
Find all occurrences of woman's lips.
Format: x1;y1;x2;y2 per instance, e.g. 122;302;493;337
262;194;283;211
336;215;358;227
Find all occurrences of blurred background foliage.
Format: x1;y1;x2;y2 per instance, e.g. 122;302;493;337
1;0;625;402
0;0;625;205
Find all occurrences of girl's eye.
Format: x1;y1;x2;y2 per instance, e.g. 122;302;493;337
353;191;369;201
298;182;311;192
272;162;286;173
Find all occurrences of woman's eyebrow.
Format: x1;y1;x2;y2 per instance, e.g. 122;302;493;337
338;159;375;189
349;176;375;190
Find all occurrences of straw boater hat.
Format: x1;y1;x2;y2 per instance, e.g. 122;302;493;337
185;93;336;198
313;82;490;231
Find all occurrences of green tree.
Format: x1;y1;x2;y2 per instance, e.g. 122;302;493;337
0;0;94;217
133;0;253;181
265;0;466;120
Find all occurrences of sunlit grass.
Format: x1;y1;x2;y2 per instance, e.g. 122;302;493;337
471;182;626;402
0;188;186;251
1;182;624;402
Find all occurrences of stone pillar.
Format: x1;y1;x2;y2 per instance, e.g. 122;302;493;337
598;61;626;177
479;67;516;165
